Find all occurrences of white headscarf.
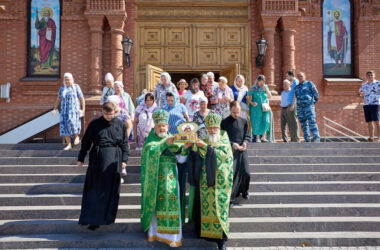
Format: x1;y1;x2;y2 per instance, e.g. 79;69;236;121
62;72;76;98
105;73;114;83
107;95;121;105
218;76;228;84
114;81;124;89
199;95;208;104
160;72;171;83
63;72;74;86
233;74;248;104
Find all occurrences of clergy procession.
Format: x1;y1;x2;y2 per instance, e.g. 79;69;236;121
56;69;379;249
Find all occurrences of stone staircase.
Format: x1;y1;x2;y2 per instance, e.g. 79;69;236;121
0;142;380;248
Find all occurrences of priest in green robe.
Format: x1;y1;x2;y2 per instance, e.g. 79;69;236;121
140;109;189;247
187;113;234;250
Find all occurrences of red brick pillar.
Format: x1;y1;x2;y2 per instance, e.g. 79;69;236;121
281;17;298;77
261;17;278;94
86;16;104;95
108;15;126;82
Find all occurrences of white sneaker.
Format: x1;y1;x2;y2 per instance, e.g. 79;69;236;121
63;144;72;150
120;178;124;184
74;137;80;145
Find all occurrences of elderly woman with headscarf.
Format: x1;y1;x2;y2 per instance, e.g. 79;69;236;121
114;81;135;121
133;92;158;150
100;73;115;105
163;91;189;135
52;73;85;150
154;72;179;109
182;78;206;121
231;74;249;120
246;74;274;143
192;95;214;140
200;73;214;109
211;76;234;119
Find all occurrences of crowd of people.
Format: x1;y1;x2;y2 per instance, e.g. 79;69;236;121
51;69;379;249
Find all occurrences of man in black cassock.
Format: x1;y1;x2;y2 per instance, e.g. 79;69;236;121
77;102;130;231
221;101;251;206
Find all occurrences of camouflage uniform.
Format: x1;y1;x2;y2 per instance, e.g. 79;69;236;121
294;81;320;142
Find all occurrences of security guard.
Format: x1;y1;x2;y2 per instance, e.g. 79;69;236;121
294;72;320;142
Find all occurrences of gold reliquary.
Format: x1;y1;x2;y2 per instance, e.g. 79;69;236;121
174;122;199;143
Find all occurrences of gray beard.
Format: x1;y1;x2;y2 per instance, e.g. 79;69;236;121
44;17;49;22
157;132;167;138
207;133;220;143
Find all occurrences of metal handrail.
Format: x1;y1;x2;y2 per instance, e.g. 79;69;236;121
323;116;366;142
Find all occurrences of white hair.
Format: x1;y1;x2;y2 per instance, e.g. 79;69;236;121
283;79;291;84
207;72;215;78
107;95;120;105
160;72;171;82
105;73;114;82
218;76;228;84
114;81;124;88
63;72;74;85
199;96;208;104
234;74;245;85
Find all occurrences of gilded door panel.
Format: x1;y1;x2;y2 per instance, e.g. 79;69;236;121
222;48;245;65
140;27;163;46
196;27;219;46
196;48;220;66
222;27;245;46
220;64;240;87
146;64;164;93
141;48;164;65
135;70;147;101
165;47;190;66
166;26;190;46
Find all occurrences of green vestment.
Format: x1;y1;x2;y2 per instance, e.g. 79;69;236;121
189;130;234;239
140;130;185;234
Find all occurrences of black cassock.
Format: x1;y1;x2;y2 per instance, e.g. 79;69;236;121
221;115;251;203
78;116;129;226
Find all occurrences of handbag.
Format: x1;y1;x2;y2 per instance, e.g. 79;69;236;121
260;95;271;112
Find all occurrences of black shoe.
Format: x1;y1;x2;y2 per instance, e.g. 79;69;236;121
242;192;249;200
87;225;99;231
217;240;226;250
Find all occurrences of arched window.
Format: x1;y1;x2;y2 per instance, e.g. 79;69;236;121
322;0;352;77
28;0;61;77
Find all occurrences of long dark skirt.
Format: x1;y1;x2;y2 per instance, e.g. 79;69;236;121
79;146;121;225
230;149;250;201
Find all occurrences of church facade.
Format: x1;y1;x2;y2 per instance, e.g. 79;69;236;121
0;0;379;140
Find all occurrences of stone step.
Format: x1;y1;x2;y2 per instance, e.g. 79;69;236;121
2;163;380;175
251;163;380;173
1;217;380;235
1;191;380;206
1;203;380;220
0;232;215;249
1;142;380;150
0;231;380;248
2;181;380;194
1;148;379;157
1;155;380;165
2;172;380;183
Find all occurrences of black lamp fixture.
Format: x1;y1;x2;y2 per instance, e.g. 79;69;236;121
121;36;133;67
256;36;268;67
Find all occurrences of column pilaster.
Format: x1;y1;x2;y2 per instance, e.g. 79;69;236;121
107;15;126;82
85;15;104;95
261;17;277;93
281;17;298;78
